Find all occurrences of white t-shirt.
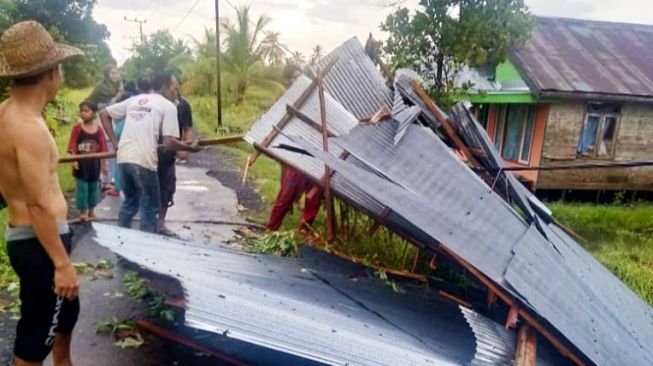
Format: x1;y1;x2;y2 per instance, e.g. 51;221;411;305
106;93;180;171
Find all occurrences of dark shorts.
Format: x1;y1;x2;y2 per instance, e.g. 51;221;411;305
158;159;177;209
7;233;80;362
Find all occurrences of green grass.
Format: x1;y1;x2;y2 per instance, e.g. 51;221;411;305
550;203;653;305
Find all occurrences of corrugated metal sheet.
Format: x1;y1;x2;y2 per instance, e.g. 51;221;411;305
460;307;571;366
92;224;484;366
288;123;653;366
246;36;653;366
511;17;653;101
313;37;393;120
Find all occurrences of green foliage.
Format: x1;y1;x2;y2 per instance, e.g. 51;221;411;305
221;5;282;104
95;317;136;335
122;271;176;322
4;0;114;87
123;271;150;300
252;231;299;257
121;30;190;80
381;0;533;109
551;202;653;305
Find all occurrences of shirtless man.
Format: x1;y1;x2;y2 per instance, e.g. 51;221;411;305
0;21;84;366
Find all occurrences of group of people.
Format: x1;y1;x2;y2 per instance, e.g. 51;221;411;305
66;64;198;234
0;20;199;365
0;19;322;366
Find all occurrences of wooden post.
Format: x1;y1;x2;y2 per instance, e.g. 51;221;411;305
515;325;537;366
215;0;223;128
410;80;479;167
58;136;244;163
317;70;336;241
248;57;339;167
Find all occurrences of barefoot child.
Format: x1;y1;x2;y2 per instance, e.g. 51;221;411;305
67;101;108;221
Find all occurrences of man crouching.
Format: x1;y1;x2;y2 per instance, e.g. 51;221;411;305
0;21;84;365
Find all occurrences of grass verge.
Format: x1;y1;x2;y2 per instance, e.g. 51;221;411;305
551;203;653;305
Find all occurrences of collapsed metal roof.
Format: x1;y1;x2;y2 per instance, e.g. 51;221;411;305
510;17;653;102
245;37;653;366
91;223;567;366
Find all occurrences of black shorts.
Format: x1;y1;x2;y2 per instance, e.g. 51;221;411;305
158;159;177;208
7;233;80;362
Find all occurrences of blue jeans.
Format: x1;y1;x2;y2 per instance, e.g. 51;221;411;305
118;163;160;233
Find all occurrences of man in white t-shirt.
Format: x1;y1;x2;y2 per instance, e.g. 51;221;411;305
100;71;200;232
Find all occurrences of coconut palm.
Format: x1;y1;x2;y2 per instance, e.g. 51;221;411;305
310;45;324;65
289;51;306;68
259;31;286;66
221;5;272;104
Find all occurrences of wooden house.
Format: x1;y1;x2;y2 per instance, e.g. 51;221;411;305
467;17;653;192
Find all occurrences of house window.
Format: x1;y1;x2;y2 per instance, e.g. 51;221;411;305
577;103;621;158
493;104;536;164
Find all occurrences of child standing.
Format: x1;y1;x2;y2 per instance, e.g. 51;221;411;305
67;101;108;221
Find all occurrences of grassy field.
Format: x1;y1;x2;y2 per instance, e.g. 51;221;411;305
550;203;653;305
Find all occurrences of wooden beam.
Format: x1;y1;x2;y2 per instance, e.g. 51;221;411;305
286;104;336;137
317;71;336;241
250;56;339;166
59;135;244;163
409;80;479;167
506;303;520;330
437;245;586;366
136;320;251;366
515;325;537;366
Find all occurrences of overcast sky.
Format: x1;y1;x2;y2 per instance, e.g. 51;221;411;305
93;0;653;64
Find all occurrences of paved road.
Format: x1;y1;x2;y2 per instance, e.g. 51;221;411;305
40;165;243;365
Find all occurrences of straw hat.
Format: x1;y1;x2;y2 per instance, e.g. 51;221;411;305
0;20;84;78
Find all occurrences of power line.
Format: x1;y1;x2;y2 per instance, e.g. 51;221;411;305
172;0;202;33
488;160;653;172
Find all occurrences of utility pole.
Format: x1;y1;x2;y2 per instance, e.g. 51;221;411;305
124;16;147;44
215;0;223;128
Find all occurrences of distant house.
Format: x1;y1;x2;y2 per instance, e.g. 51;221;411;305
466;17;653;192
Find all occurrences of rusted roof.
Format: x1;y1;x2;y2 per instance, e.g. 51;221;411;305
511;17;653;102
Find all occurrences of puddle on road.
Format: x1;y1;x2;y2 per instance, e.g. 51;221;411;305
177;180;209;192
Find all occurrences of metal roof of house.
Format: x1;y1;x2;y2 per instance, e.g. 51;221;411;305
91;224;568;366
244;37;653;366
511;17;653;102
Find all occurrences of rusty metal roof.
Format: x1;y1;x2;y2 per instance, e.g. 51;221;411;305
511;17;653;102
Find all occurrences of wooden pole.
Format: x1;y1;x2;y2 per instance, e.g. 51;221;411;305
136;320;250;366
410;80;479;167
58;135;244;163
215;0;223;128
317;71;336;241
248;56;339;167
515;325;537;366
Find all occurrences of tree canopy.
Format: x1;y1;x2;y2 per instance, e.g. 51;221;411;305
381;0;533;108
1;0;114;88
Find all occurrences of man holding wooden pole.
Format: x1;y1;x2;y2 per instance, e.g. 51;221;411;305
100;70;200;233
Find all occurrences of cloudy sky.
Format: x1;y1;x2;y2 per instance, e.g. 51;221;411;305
93;0;653;64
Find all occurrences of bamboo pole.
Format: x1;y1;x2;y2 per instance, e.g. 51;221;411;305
58;135;244;163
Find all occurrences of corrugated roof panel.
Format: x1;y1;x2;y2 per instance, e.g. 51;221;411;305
511;17;653;100
92;224;488;366
315;37;393;119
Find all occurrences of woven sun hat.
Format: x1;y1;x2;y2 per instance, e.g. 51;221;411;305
0;20;84;78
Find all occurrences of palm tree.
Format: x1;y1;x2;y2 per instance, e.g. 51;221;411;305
221;5;271;104
259;31;286;66
310;45;324;65
177;27;218;95
290;51;306;68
